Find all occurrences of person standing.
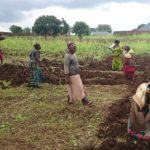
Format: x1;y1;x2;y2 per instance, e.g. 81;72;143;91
64;42;91;105
109;40;123;71
29;43;45;87
123;45;136;80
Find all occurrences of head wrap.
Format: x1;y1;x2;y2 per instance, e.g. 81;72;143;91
114;39;120;44
34;43;41;50
133;83;150;109
124;45;130;51
67;42;76;51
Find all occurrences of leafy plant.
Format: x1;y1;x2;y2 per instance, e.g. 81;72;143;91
0;122;12;134
0;80;11;89
14;114;28;123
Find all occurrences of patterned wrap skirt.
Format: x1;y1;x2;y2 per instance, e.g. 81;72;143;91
29;60;43;86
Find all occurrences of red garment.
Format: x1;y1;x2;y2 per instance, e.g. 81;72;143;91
124;58;136;79
124;65;136;79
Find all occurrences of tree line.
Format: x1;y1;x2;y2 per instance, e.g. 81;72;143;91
9;15;112;39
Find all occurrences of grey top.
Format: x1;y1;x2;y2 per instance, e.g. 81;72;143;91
64;53;79;75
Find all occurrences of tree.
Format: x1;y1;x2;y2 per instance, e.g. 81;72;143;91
137;24;145;29
32;15;61;38
23;27;31;33
97;24;112;33
90;28;97;35
72;21;90;40
61;18;70;35
9;25;22;34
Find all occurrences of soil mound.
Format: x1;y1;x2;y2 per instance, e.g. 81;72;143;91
0;55;150;86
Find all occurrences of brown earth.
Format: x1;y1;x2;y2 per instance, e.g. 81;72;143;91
83;82;150;150
1;55;150;150
81;55;150;150
0;54;150;86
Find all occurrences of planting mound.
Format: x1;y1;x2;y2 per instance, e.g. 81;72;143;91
1;55;150;150
0;55;150;86
96;90;150;149
0;63;29;86
0;63;64;86
83;78;150;150
83;90;150;150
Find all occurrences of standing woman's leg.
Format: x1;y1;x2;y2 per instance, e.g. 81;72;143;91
67;83;73;104
112;57;117;70
118;57;123;71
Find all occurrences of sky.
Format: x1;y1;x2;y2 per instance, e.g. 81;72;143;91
0;0;150;32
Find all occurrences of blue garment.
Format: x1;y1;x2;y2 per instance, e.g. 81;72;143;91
29;49;43;87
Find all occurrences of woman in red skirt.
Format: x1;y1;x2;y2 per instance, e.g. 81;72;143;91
123;45;136;80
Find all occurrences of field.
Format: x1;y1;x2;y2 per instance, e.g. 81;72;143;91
1;34;150;59
1;35;150;150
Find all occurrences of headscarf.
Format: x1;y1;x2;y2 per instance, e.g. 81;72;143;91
67;41;76;52
133;83;150;109
123;45;134;59
114;39;120;44
34;43;41;50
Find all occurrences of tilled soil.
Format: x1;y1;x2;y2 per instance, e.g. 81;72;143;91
0;55;150;86
1;55;150;150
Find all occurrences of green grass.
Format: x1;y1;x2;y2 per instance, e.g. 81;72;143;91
0;84;128;150
1;34;150;61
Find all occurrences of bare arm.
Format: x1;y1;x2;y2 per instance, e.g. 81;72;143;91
64;54;71;84
35;51;47;70
145;106;150;122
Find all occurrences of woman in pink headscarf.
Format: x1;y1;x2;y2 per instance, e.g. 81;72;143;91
64;42;91;105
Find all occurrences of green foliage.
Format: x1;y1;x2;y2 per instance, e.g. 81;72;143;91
73;21;90;39
0;122;12;134
137;24;145;29
9;25;22;33
90;27;97;33
13;114;28;123
1;34;150;60
97;24;112;33
0;80;11;89
32;15;62;38
61;18;70;35
23;27;31;33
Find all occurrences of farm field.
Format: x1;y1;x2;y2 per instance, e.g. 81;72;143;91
1;35;150;150
0;84;128;150
1;34;150;60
